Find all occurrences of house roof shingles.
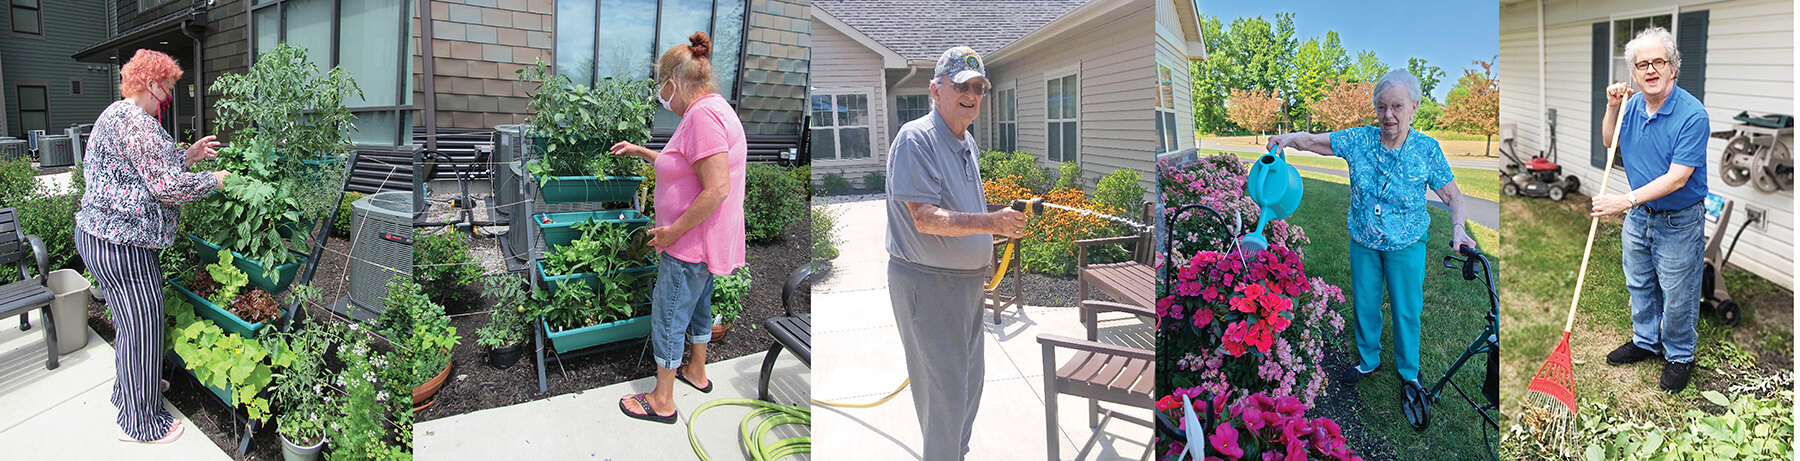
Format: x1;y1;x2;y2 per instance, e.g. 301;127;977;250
814;0;1093;61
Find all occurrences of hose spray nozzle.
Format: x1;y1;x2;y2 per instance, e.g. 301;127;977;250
1010;197;1044;215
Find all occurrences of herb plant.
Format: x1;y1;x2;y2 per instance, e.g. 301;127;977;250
269;315;336;446
475;274;528;349
710;267;752;325
327;327;412;460
203;249;249;307
377;280;461;387
532;220;654;330
413;229;483;303
517;59;655;180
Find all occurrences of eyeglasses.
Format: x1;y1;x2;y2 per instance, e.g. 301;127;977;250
951;81;989;96
1633;58;1672;72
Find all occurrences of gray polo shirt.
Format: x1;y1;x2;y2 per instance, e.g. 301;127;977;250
886;109;992;272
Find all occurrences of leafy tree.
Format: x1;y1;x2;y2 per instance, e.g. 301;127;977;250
1289;31;1349;131
1441;58;1501;156
1192;15;1234;134
1407;57;1446;97
1226;88;1283;143
1312;78;1374;131
1347;50;1390;84
1412;98;1443;131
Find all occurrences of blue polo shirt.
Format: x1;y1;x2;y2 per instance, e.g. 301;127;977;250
885;109;992;271
1619;85;1709;211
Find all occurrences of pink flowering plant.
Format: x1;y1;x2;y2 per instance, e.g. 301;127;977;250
1158;153;1308;262
1155;391;1362;461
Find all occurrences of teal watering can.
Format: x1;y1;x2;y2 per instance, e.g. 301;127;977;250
1241;145;1304;253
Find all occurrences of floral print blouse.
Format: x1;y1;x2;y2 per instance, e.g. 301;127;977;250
75;100;217;249
1328;126;1454;252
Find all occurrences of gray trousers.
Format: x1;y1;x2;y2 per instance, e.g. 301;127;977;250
888;258;987;461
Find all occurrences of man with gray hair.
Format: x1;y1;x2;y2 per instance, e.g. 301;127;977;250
885;46;1026;459
1594;27;1708;392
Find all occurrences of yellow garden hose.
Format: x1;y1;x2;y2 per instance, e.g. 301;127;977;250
689;398;812;461
986;241;1016;291
810;378;911;408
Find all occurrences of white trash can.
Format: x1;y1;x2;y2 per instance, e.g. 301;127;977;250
46;269;92;355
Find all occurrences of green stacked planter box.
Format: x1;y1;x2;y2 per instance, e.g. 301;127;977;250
532;210;652;250
166;276;286;339
188;234;309;295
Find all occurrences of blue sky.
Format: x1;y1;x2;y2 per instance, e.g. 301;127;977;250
1196;0;1499;102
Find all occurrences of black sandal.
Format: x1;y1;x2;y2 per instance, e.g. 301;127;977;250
676;369;713;393
619;393;677;424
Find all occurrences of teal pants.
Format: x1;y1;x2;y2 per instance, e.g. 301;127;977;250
1348;239;1427;381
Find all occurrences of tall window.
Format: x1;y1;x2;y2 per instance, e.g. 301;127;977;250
1155;64;1178;153
994;87;1015;153
810;92;871;161
894;94;928;134
556;0;747;130
16;85;46;134
250;0;413;146
1611;13;1675;87
1046;71;1078;163
139;0;174;12
11;0;40;35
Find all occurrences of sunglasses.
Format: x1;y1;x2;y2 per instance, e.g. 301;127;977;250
950;81;990;96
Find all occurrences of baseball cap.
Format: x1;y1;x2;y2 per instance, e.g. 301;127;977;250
935;47;987;84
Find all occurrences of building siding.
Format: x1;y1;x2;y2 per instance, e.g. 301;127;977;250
740;0;810;137
808;17;887;184
1500;0;1793;288
413;0;551;130
3;0;115;138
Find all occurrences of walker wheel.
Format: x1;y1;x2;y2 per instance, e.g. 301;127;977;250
1403;381;1431;431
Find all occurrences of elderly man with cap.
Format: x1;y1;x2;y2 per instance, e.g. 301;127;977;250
885;46;1027;459
1594;27;1709;392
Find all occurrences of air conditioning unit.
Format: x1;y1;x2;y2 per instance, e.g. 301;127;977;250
0;139;24;162
38;135;73;167
493;125;527;218
341;191;412;321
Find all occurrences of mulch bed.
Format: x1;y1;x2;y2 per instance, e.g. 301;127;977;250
414;215;815;422
85;235;357;460
1309;342;1400;461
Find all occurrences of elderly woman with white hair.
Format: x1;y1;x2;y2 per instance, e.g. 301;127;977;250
1593;27;1708;392
1266;69;1476;407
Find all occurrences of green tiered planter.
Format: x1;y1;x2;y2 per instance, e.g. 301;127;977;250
533;210;652;250
167;276;287;339
541;314;652;353
536;175;645;204
188;234;309;295
534;258;656;296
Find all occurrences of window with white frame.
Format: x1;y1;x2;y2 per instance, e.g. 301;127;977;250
251;0;413;146
810;91;872;161
895;94;929;134
1155;64;1178;153
1046;70;1078;163
994;86;1016;153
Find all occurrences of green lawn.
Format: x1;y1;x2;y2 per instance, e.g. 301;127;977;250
1423;130;1492;142
1283;171;1500;459
1220;150;1500;203
1497;194;1793;457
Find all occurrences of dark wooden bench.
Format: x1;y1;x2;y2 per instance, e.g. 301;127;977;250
1038;300;1154;461
759;263;812;403
1075;202;1155;313
0;207;57;370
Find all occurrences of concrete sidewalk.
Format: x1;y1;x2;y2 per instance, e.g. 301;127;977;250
811;199;1154;461
414;347;812;459
0;309;230;461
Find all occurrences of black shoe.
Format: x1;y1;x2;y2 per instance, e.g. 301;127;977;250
1661;362;1693;392
1606;342;1658;366
1339;363;1379;385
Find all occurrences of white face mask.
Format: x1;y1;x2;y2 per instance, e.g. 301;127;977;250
657;78;679;111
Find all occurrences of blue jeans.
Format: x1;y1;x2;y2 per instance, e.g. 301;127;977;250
1348;239;1427;381
1622;203;1704;364
651;252;715;370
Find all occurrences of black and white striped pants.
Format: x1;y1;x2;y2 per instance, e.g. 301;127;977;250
75;229;173;441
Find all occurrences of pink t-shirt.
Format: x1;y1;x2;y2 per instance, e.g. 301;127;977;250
654;93;747;275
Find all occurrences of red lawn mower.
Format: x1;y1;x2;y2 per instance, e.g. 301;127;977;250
1501;109;1581;201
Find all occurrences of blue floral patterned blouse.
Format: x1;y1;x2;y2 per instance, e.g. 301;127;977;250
75;100;217;249
1328;126;1454;252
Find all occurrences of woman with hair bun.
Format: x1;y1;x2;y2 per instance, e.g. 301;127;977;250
76;48;229;443
610;32;748;424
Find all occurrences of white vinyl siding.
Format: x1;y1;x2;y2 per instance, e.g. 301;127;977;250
807;19;888;182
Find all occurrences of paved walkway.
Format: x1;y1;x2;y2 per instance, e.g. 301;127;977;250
0;309;230;460
811;199;1154;460
415;344;812;459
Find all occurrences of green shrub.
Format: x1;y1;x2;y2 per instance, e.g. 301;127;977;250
820;172;852;196
332;191;365;238
1053;162;1082;190
810;203;842;262
790;165;811;196
710;267;752;324
0;158;34;208
746;163;806;242
0;189;79;285
413;229;483;304
862;171;885;192
1093;169;1146;218
979;150;1048;193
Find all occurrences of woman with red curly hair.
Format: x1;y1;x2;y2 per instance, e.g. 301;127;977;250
75;49;228;444
609;32;747;424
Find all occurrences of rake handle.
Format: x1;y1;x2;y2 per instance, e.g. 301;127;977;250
1565;104;1631;333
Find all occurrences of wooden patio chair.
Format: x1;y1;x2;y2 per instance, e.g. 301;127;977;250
1038;300;1154;460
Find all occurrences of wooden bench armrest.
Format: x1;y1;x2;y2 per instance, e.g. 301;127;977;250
1080;300;1154;320
1073;235;1140;248
1036;334;1154;360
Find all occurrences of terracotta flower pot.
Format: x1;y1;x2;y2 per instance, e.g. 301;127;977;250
411;349;453;411
710;322;732;343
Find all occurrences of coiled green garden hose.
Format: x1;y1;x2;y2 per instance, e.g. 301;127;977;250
688;398;812;461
